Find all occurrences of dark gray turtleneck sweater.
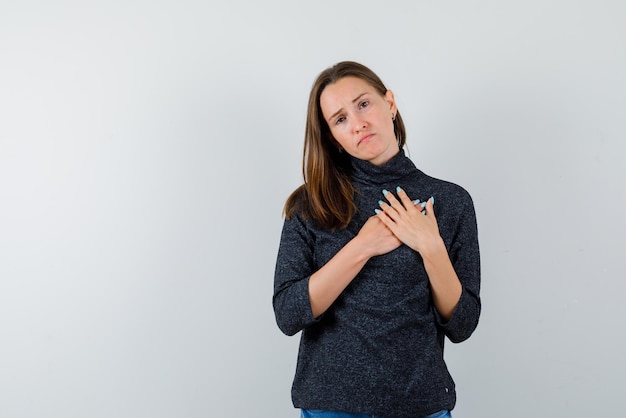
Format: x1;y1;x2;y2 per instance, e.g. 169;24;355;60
273;150;481;417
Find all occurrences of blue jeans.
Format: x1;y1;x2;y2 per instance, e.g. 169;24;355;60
301;409;451;418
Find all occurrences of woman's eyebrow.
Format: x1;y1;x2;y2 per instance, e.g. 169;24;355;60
327;92;368;123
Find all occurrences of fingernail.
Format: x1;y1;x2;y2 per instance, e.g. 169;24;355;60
396;186;402;193
420;201;427;209
378;200;384;206
413;199;420;205
375;209;381;214
382;189;389;196
430;196;435;205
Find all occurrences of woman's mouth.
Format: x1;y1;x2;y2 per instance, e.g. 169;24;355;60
358;134;374;146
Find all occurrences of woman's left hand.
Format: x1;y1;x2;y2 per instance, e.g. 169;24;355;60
377;187;463;320
375;187;441;255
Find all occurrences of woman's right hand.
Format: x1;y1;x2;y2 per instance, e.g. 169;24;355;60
308;216;401;318
355;215;403;258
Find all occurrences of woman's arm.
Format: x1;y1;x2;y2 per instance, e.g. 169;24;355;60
273;214;402;335
419;236;462;321
308;216;402;318
377;187;481;341
376;189;462;320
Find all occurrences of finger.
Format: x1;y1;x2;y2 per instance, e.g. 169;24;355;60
395;186;417;212
375;207;396;229
377;199;399;222
424;196;436;218
419;200;427;215
382;188;403;209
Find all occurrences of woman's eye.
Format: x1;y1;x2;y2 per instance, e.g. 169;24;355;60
359;101;369;109
336;116;346;125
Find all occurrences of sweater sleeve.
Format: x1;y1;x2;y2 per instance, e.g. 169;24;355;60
435;191;481;343
273;214;320;336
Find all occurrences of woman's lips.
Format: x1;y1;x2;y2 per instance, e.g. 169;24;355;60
358;133;374;146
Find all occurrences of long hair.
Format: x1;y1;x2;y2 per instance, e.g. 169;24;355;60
284;61;407;229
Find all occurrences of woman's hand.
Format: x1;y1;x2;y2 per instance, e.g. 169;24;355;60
375;187;441;255
355;215;403;258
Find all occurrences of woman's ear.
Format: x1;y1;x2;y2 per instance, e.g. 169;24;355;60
384;89;397;117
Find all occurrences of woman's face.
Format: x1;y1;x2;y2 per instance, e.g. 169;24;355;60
320;76;398;166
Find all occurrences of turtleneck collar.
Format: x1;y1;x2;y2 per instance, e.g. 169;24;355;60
350;149;418;186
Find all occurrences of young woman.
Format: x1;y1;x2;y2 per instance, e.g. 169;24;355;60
273;61;481;418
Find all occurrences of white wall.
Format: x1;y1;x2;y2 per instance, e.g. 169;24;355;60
1;1;624;417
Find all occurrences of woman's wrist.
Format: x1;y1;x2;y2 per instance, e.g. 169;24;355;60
418;236;447;263
348;235;375;263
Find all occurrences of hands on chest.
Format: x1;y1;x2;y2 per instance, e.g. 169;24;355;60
373;186;439;257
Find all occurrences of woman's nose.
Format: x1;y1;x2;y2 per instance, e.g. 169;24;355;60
352;116;366;132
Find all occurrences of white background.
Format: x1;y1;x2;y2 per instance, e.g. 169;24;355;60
1;1;625;417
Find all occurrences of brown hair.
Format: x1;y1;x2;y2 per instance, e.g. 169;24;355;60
283;61;407;229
